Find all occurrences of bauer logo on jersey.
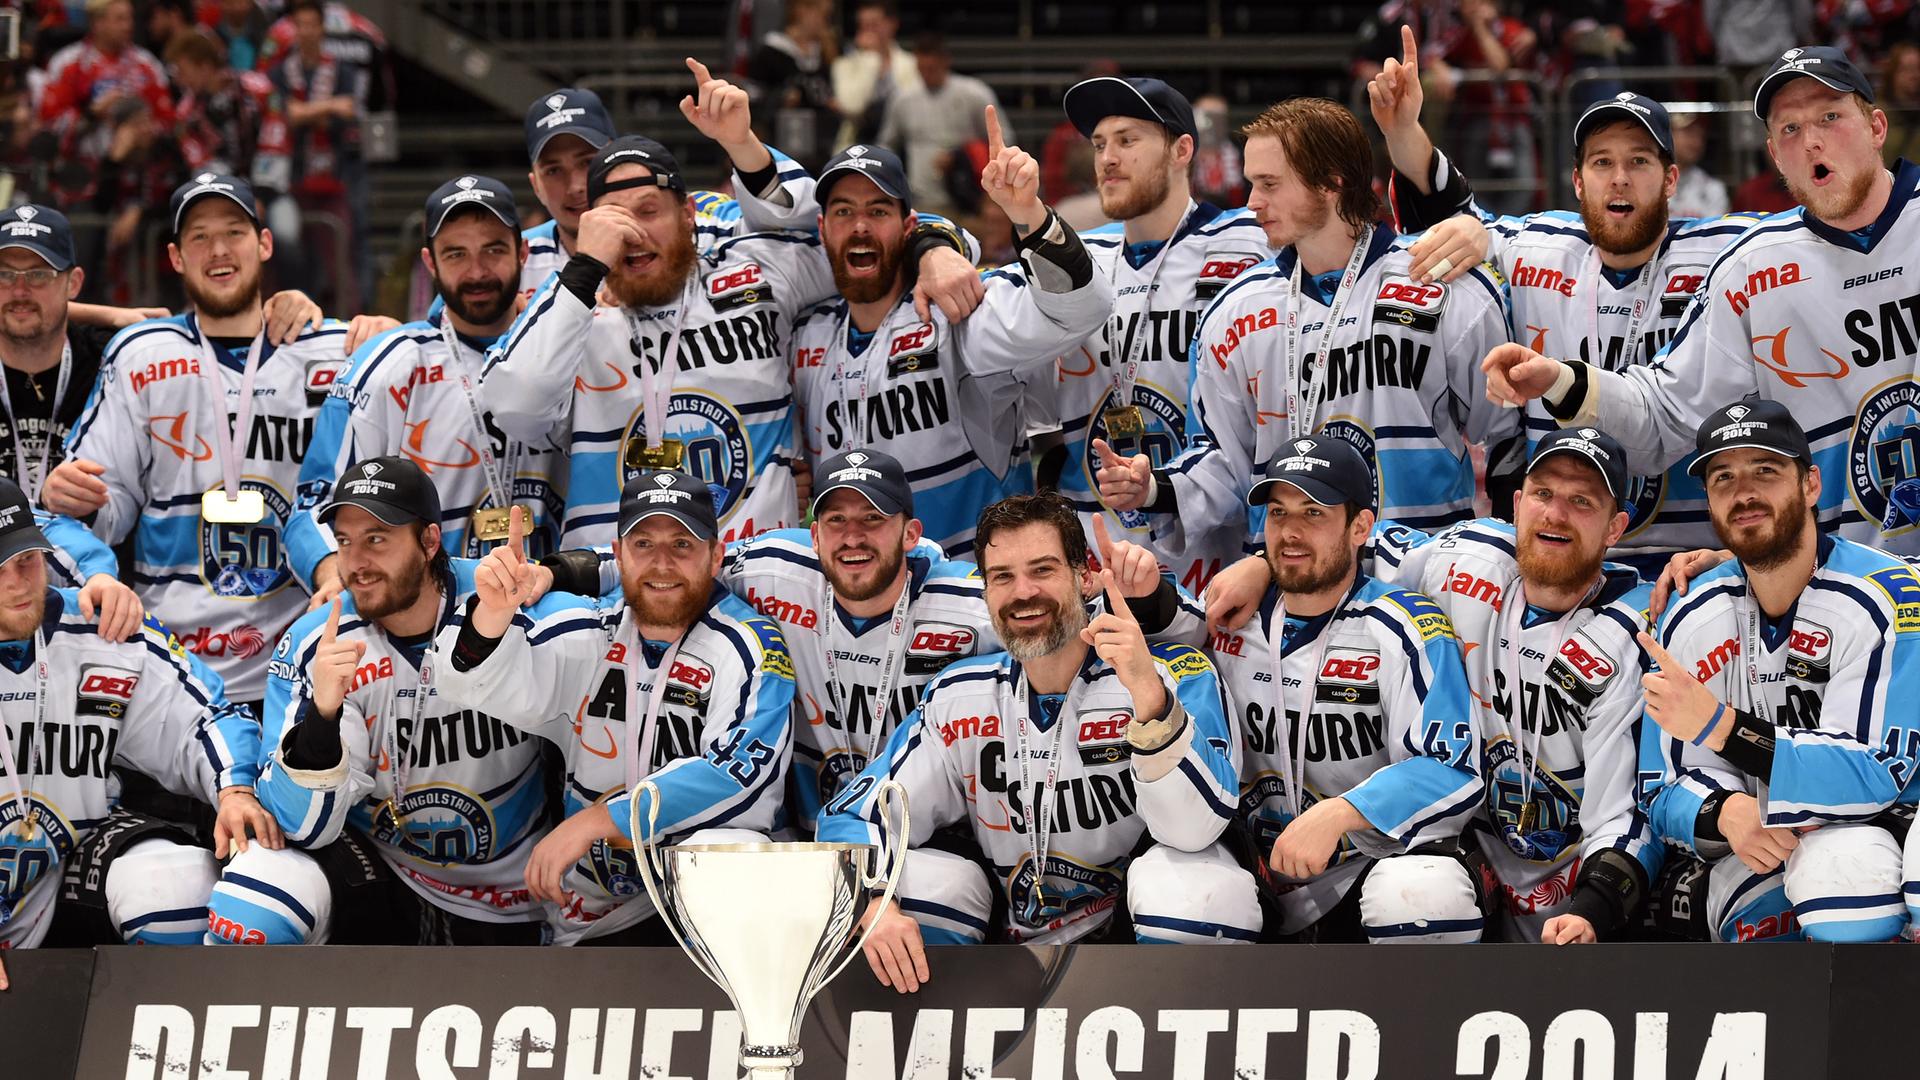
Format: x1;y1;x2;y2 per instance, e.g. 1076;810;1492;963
1849;381;1920;536
709;264;776;313
75;663;140;718
200;480;293;598
1371;278;1446;334
1196;255;1260;300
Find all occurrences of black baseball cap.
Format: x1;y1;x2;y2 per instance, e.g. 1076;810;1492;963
1573;92;1673;158
425;174;521;239
1063;76;1197;141
812;449;914;518
1754;46;1876;121
817;144;912;210
619;470;718;541
1530;427;1630;503
0;205;74;272
319;456;442;528
1686;399;1812;478
0;478;51;566
587;136;687;205
170;172;258;235
524;87;615;160
1247;434;1375;510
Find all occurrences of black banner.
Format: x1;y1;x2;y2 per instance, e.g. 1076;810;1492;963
68;943;1865;1079
0;948;94;1080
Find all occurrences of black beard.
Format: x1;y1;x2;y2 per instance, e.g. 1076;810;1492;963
1718;490;1810;573
828;238;906;304
435;274;516;328
823;541;906;603
1267;542;1355;597
606;225;698;309
351;553;432;620
184;261;263;319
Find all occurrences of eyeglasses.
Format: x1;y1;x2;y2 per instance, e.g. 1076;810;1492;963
0;269;61;288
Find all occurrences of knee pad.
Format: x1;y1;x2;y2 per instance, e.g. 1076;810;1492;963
1359;854;1483;944
207;846;333;945
106;839;218;946
1127;843;1261;944
1785;824;1907;943
896;847;993;944
1705;856;1796;942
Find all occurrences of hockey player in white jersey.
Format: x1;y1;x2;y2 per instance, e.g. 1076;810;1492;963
0;483;279;988
1212;429;1659;942
1043;76;1273;593
1638;400;1920;942
1484;46;1920;556
820;492;1259;992
46;174;353;708
208;457;551;945
787;128;1111;555
1199;436;1485;943
1370;27;1753;570
483;130;976;552
718;449;998;829
1098;98;1523;568
289;175;567;607
433;471;795;944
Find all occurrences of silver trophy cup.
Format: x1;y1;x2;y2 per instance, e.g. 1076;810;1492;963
633;778;908;1078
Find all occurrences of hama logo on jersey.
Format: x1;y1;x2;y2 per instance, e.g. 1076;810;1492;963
1691;636;1740;682
938;713;1000;746
1372;279;1445;334
1440;564;1504;610
1849;379;1920;536
1724;262;1806;316
743;586;819;630
1207;306;1279;369
1509;257;1576;297
130;356;201;393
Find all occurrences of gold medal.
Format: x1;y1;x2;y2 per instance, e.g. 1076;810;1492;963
201;488;266;523
1517;799;1540;835
470;506;512;541
381;798;405;829
1102;405;1148;439
624;438;686;471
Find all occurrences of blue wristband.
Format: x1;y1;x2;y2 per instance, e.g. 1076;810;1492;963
1691;702;1727;747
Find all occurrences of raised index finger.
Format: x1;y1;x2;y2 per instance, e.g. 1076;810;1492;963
685;56;714;86
985;105;1005;158
508;504;528;561
323;596;340;642
1091;514;1116;566
1400;24;1419;74
1101;569;1137;623
1635;630;1679;672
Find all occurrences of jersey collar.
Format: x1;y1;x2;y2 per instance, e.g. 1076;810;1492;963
1798;158;1919;254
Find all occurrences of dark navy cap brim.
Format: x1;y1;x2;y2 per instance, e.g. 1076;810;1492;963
529;125;611;160
620;507;717;542
1574;103;1671;156
812;481;909;518
1063;76;1193;139
318;497;432;528
817;164;911;205
1529;444;1624;500
0;529;53;567
1247;475;1351;507
1685;442;1805;478
1755;69;1863;120
173;190;257;234
0;240;70;272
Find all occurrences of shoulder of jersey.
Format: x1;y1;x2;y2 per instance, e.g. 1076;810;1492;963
279;591;370;654
690;190;742;221
1080;221;1126;250
710;228;819;265
1596;577;1654;634
522;219;560;254
729;528;823;577
1658;558;1745;632
284;319;352;348
793;296;848;331
343;321;437;387
1380;241;1502;301
103;313;195;360
1824;538;1920;633
710;590;796;676
923;651;1011;698
1695;208;1811;279
1364;579;1458;643
1670;212;1765;243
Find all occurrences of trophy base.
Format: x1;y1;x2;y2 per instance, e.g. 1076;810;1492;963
743;1044;802;1077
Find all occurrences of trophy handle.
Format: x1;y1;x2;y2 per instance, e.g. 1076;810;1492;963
818;778;910;991
630;780;726;988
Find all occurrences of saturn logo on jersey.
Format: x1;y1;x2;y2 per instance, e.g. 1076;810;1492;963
1750;327;1850;387
620;390;752;518
1850;379;1920;535
150;412;216;461
369;785;500;865
198;480;293;598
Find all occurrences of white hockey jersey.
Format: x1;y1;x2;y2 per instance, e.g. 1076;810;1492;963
482;232;836;549
818;641;1239;943
285;314;568;588
1641;534;1920;852
0;590;237;947
1476;201;1758;568
791;255;1111;556
1042;203;1272;592
65;314;352;701
1571;159;1920;553
432;585;795;943
1161;226;1521;564
1372;519;1659;936
719;528;996;828
1209;574;1480;932
254;560;552;924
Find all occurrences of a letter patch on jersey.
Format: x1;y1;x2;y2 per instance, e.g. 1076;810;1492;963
1867;565;1920;633
1387;591;1455;642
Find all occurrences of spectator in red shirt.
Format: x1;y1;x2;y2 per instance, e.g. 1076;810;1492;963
1432;0;1540;214
266;0;367;313
167;28;284;185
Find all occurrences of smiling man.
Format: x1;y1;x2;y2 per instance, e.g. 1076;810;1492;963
1372;23;1757;569
1482;45;1920;557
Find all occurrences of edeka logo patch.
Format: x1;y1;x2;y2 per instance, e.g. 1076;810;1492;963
1866;565;1920;633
